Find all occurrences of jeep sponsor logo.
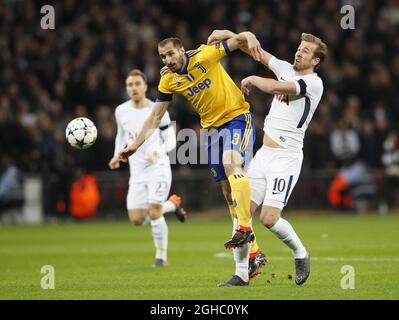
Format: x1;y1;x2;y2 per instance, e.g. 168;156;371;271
187;78;212;97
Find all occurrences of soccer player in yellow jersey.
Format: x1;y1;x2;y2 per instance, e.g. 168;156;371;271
119;32;267;286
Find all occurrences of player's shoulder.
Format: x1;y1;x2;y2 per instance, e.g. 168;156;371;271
304;73;323;87
115;99;131;114
160;66;174;78
187;46;202;57
270;56;293;68
146;98;155;108
299;73;323;96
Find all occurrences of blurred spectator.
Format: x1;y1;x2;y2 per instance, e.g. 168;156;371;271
330;119;360;167
381;130;399;209
327;161;376;213
0;156;23;213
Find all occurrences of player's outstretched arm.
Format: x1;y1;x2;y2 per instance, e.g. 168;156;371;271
118;101;170;162
207;29;237;45
145;121;177;163
241;76;297;96
207;30;262;61
259;48;273;68
207;29;275;68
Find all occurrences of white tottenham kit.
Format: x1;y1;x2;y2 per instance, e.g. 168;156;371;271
248;56;324;209
114;99;176;209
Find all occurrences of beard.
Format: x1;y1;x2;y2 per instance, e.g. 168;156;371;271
293;59;314;72
176;54;185;71
293;62;306;71
168;57;184;72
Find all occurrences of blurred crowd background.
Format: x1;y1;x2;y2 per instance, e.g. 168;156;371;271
1;0;399;217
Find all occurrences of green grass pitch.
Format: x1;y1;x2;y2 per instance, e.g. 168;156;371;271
1;214;399;300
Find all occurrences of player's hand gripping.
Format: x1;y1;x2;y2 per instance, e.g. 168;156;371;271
118;145;137;163
108;155;121;169
242;32;262;62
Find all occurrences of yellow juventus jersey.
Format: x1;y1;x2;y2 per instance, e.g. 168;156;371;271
157;41;250;128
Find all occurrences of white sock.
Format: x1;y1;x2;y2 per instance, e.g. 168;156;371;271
269;218;307;259
233;243;250;282
162;200;176;214
150;216;168;261
233;217;238;236
232;217;250;282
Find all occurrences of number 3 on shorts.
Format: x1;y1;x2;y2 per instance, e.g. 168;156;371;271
231;132;240;145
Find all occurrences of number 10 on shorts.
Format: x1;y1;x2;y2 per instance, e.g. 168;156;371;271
269;175;294;204
272;178;287;194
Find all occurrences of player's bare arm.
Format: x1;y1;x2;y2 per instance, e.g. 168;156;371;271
207;29;262;61
207;29;276;68
118;101;170;162
207;29;236;45
259;48;274;69
241;76;297;96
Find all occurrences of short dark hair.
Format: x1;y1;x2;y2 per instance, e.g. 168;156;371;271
127;69;147;83
158;37;183;49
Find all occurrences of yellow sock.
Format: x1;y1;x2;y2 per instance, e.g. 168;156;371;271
227;172;251;229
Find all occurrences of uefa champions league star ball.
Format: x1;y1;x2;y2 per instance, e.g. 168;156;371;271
65;117;97;149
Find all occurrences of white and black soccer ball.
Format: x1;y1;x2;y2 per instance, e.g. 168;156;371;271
65;117;97;149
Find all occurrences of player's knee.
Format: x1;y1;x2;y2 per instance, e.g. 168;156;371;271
260;211;279;228
223;163;234;177
222;151;243;177
148;204;163;220
128;210;147;226
130;215;146;226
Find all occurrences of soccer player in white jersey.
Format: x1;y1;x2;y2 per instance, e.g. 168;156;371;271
243;33;327;285
108;69;187;268
209;31;327;285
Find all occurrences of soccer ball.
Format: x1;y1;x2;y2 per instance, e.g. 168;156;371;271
65;117;97;149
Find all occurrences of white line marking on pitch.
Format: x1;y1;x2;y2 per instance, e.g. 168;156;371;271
214;253;399;262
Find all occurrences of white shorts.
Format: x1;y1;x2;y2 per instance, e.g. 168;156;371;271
127;165;172;210
248;145;303;210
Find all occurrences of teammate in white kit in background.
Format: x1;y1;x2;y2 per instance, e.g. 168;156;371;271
108;69;187;268
240;32;328;285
